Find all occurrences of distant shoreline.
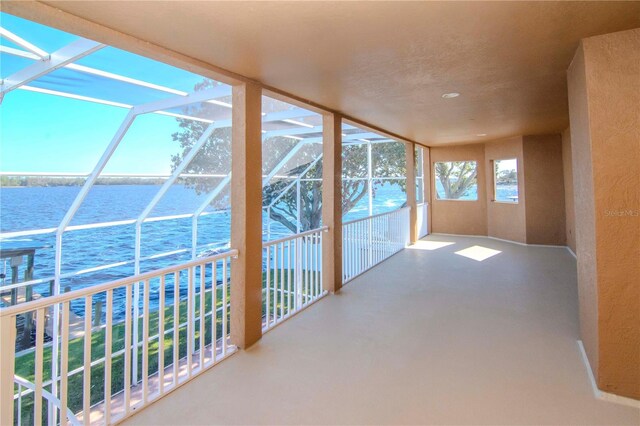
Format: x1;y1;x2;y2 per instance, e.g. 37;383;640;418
1;179;168;188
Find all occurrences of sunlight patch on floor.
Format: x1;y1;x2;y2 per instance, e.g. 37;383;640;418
407;241;455;251
454;245;501;261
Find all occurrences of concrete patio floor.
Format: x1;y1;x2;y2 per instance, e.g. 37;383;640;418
123;235;640;425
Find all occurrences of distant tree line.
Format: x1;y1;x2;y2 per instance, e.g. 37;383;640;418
495;169;517;185
0;176;167;187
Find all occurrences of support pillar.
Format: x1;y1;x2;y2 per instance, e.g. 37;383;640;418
0;315;16;426
322;113;343;292
230;82;263;349
405;142;418;244
423;146;432;234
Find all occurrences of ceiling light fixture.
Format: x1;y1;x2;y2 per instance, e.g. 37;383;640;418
476;133;487;137
441;92;460;99
282;119;314;128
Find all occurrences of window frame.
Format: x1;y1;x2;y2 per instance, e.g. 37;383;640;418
491;158;519;204
433;160;479;202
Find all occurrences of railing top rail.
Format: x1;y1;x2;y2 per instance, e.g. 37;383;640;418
342;206;410;226
0;249;238;317
263;226;328;247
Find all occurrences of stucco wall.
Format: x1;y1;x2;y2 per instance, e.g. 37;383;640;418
568;43;601;389
562;128;577;253
485;137;527;243
579;29;640;399
430;144;487;235
522;135;566;245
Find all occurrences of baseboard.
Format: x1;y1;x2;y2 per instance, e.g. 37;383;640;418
431;232;486;239
577;340;640;409
430;233;571;251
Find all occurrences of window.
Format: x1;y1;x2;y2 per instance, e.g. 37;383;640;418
434;161;478;200
342;124;407;221
493;158;518;203
261;96;323;239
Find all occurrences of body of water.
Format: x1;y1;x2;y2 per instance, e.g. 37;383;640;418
1;183;407;319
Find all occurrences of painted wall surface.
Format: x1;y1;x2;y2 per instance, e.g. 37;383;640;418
580;29;640;399
522;135;566;245
568;43;600;388
430;144;487;235
562;128;577;253
485;137;527;243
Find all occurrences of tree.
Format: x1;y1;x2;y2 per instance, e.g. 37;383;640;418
171;79;409;233
434;161;477;199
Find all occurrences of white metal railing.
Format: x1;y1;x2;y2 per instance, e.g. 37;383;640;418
342;207;410;283
0;250;237;426
262;227;328;331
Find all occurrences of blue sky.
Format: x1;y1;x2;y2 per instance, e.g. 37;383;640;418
0;12;210;175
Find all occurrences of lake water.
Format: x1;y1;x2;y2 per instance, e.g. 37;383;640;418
0;183;407;318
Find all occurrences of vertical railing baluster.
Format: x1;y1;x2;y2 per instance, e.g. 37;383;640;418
307;236;312;299
222;258;228;356
342;227;346;283
187;267;194;378
211;261;217;362
104;290;113;424
124;284;133;415
280;242;284;320
319;231;324;293
314;233;319;298
17;382;22;426
374;217;378;264
288;239;293;315
34;309;45;426
360;220;364;275
273;244;278;324
297;237;303;307
173;272;180;386
311;234;316;298
158;275;166;395
347;224;351;281
142;279;150;404
359;221;363;275
266;246;270;328
199;265;206;370
351;222;355;277
82;296;92;424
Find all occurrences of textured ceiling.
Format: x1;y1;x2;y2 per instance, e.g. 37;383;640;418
17;1;640;145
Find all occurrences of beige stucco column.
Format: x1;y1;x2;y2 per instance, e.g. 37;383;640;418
405;142;418;244
567;28;639;400
230;82;263;349
322;113;343;293
0;316;16;425
423;146;432;234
